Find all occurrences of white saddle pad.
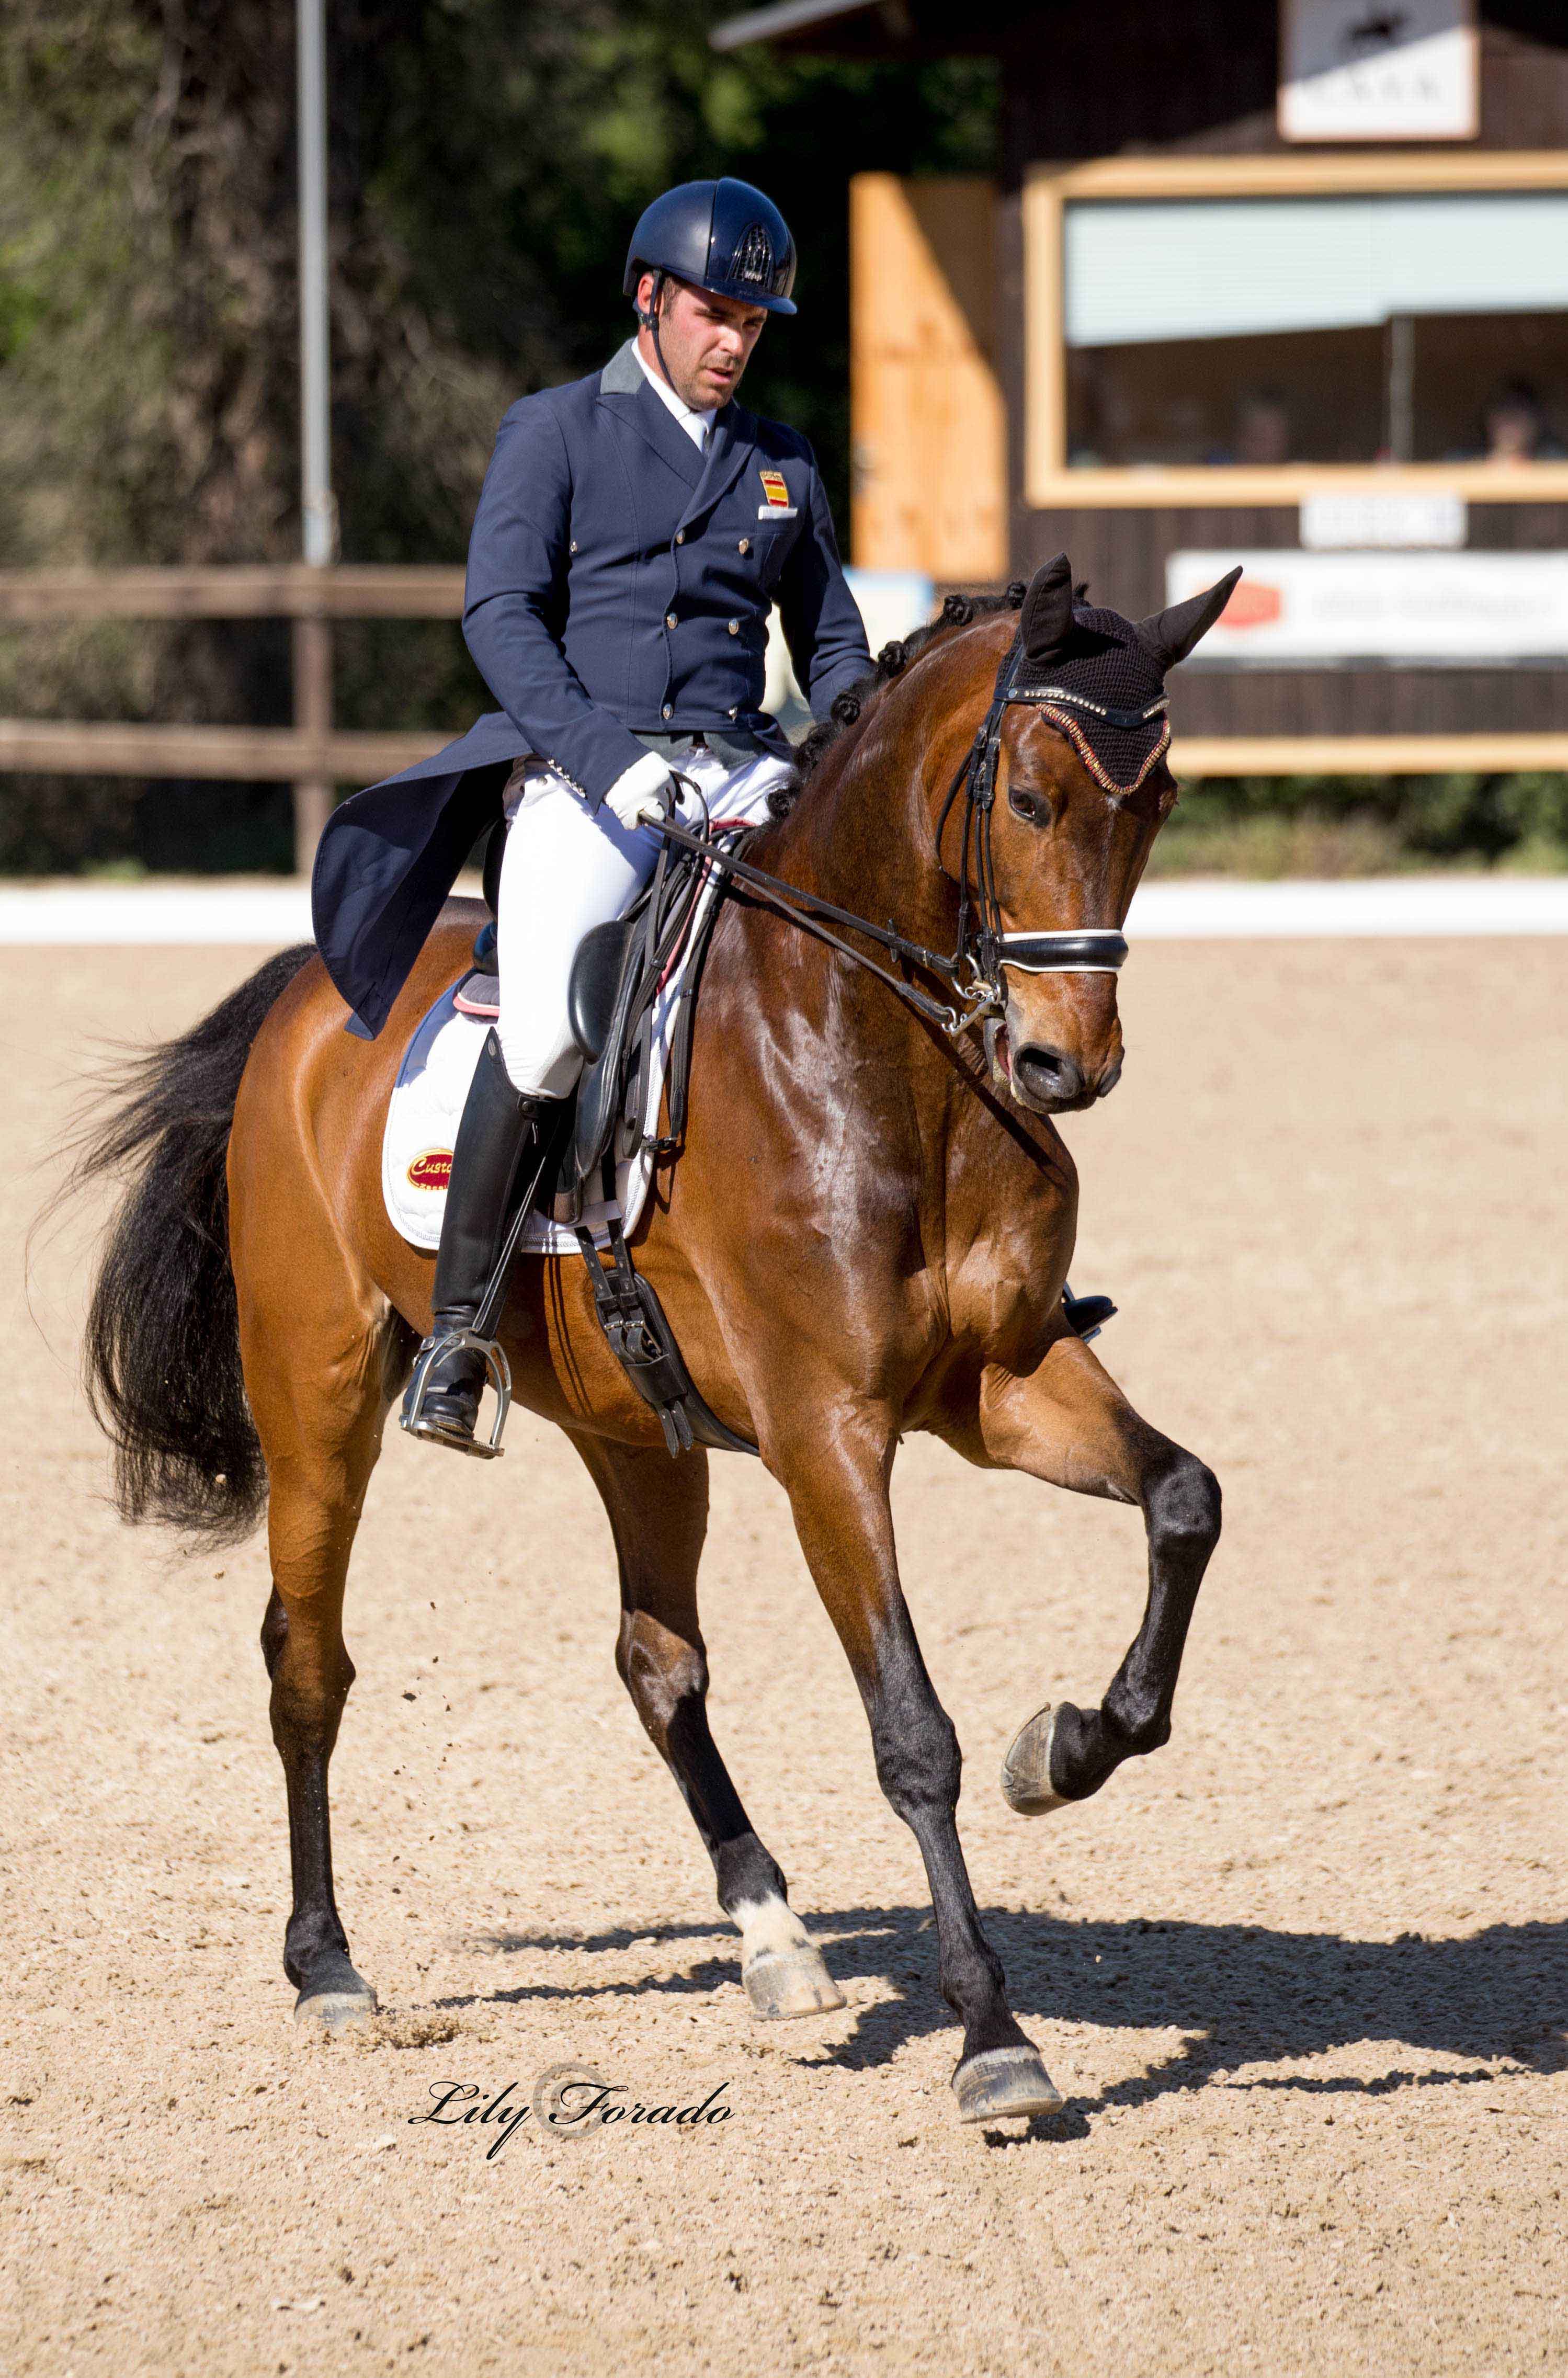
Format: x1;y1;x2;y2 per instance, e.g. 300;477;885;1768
381;858;728;1256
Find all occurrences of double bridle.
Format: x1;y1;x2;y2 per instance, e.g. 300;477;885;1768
651;628;1144;1040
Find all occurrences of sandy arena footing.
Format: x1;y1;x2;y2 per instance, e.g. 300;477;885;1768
3;936;1564;2376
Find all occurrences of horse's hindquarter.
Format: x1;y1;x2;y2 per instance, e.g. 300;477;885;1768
227;926;462;1373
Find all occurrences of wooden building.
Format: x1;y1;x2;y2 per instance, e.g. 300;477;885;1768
713;2;1568;766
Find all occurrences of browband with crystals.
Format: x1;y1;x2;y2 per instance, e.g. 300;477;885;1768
1021;688;1169;730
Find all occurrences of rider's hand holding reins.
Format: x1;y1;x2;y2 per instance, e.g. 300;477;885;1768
603;750;680;831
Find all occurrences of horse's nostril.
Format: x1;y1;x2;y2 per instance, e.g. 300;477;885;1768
1012;1044;1085;1105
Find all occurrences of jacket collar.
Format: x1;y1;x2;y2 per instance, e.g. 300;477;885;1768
598;339;704;492
597;340;758;525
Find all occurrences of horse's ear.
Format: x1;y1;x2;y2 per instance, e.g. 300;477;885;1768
1020;552;1074;662
1138;566;1243;671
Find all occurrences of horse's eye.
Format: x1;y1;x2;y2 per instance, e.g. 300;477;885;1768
1008;787;1047;826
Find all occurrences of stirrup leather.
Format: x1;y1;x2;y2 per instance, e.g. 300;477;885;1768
400;1327;514;1460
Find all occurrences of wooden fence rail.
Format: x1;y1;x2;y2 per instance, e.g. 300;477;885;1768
0;566;465;621
0;721;447;782
2;567;1565;875
0;566;464;872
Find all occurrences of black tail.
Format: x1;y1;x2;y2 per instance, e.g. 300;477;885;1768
73;944;316;1543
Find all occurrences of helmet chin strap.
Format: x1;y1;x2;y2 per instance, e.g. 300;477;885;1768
636;268;681;400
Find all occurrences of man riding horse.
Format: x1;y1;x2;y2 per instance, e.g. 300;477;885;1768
83;196;1243;2107
313;177;872;1454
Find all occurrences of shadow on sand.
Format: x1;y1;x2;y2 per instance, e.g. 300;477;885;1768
437;1907;1567;2120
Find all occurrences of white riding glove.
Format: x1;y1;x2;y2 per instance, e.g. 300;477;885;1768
602;749;678;831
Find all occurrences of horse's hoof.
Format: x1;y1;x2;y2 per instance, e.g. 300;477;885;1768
293;1975;378;2036
953;2044;1062;2125
736;1897;846;2021
743;1944;846;2022
1001;1704;1066;1815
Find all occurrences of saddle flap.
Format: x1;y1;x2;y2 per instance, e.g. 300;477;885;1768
568;915;642;1065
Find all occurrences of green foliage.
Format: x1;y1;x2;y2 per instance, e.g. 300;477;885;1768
2;7;1558;882
0;0;993;870
1149;773;1568;878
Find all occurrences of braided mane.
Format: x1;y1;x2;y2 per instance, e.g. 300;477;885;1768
791;583;1028;794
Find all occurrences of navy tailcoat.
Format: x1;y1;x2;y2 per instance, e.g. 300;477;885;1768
312;340;871;1037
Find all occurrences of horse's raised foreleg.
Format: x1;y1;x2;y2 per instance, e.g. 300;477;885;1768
570;1431;843;2020
775;1417;1060;2124
978;1333;1222;1815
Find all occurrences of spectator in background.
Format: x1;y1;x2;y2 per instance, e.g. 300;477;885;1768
1209;388;1292;467
1479;378;1565;463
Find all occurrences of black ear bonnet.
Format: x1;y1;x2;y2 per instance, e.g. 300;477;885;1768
1013;554;1242;793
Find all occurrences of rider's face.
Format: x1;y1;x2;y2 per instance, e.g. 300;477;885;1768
636;275;767;411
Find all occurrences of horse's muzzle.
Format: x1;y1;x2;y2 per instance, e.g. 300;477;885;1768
1012;1042;1087;1109
987;1019;1121;1115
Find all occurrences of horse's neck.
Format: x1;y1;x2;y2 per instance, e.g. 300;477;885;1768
736;732;990;1171
754;732;953;960
739;721;1062;1199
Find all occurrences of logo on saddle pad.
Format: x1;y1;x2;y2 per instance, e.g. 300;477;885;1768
406;1147;453;1192
758;468;789;508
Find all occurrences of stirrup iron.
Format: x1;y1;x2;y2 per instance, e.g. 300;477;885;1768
400;1327;513;1459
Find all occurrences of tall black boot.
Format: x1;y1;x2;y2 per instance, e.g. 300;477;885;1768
401;1030;562;1456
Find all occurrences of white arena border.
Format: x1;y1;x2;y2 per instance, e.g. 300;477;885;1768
0;874;1566;947
1127;875;1568;938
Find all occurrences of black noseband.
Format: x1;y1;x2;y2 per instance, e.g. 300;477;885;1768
997;929;1129;975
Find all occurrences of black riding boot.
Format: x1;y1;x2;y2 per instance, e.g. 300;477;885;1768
401;1029;561;1455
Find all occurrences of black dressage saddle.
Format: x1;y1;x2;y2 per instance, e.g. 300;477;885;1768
458;818;754;1459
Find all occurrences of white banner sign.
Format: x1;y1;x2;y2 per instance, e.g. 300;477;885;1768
1167;550;1568;662
1279;0;1478;143
1299;491;1467;550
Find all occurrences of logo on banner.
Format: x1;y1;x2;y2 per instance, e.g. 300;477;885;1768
1217;582;1283;630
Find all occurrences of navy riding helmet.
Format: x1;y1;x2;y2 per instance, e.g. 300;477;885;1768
622;178;797;317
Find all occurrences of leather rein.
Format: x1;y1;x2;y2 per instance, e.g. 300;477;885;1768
650;630;1136;1041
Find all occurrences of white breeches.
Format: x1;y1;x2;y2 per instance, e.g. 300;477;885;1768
495;741;794;1098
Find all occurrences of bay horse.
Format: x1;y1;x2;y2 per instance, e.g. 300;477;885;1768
78;556;1230;2125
